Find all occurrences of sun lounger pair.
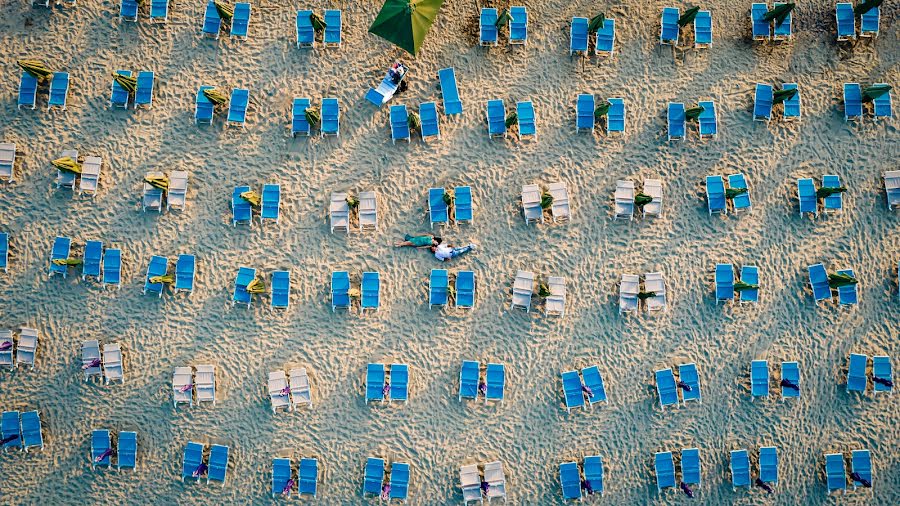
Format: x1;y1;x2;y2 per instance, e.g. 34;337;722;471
458;361;505;401
430;269;476;309
201;1;251;39
330;190;377;232
612;178;662;219
17;70;70;111
618;272;666;312
233;266;286;307
0;328;37;370
715;264;760;304
2;410;44;452
428;186;472;226
272;457;319;497
268;367;313;412
751;2;793;41
109;69;154;109
484;99;535;139
331;271;380;312
754;83;802;121
388;101;441;142
365;363;409;404
81;340;124;383
707;174;751;214
561;366;608;411
844;82;892;121
296;9;341;48
363;457;410;500
90;429;136;469
182;441;229;483
655;449;702;491
54;156;101;197
460;461;507;502
288;97;338;137
729;447;778;489
559;456;604;500
655;364;701;409
848;353;893;395
825;450;873;494
575;95;625;133
668;101;717;140
195;86;249;127
143;170;188;212
808;263;857;305
570;15;618;54
172;365;216;407
836;3;881;40
658;7;713;48
480;7;527;46
756;361;801;400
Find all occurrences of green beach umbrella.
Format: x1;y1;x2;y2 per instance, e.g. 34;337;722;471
53;258;82;266
854;0;882;16
734;280;759;292
828;272;858;288
538;283;551;298
678;6;700;27
369;0;444;56
773;88;798;104
17;59;53;81
862;84;891;102
149;274;174;284
52;156;81;174
816;186;846;199
594;101;611;120
144;175;169;191
540;191;553;209
725;187;748;199
408;111;421;131
112;73;137;94
685;105;705;122
635;193;653;208
214;1;233;21
304;107;321;126
763;2;795;26
310;12;327;33
202;88;228;106
442;191;454;206
588;14;606;34
505;111;518;129
346;195;360;209
496;8;511;28
246;278;267;294
240;190;261;207
637;291;656;301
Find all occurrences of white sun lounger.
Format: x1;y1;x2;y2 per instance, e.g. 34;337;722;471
644;272;667;312
545;276;566;316
619;274;639;313
289;367;312;408
511;270;535;312
102;343;124;384
483;461;507;500
522;184;543;224
0;143;15;183
548;182;571;222
172;367;194;408
142;171;164;213
358;191;377;232
56;149;77;190
885;171;900;210
460;464;482;504
195;365;216;405
0;330;13;369
269;370;291;413
643;179;663;217
330;192;350;233
82;339;102;380
168;171;188;211
614;180;635;220
79;157;102;196
16;327;37;369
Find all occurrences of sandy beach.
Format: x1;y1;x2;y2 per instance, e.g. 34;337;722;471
1;0;899;504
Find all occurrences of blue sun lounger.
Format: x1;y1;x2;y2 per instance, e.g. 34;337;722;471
390;364;408;402
195;85;215;124
367;364;386;402
843;83;862;121
20;411;43;452
299;458;318;496
607;98;625;133
143;255;167;297
2;411;21;450
760;447;778;484
751;360;769;399
227;88;249;128
486;363;505;401
182;441;205;481
694;10;712;47
808;263;831;304
660;7;679;45
798;178;817;217
825;453;846;494
82;240;103;280
872;356;892;395
102;249;121;288
231;3;251;38
823;174;842;213
430;269;448;308
456;270;475;309
428;187;448;227
739;265;759;304
390;462;410;500
681;448;701;486
847;353;867;393
292;98;311;137
559;462;582;501
655;369;678;409
331;271;350;311
678;363;701;403
272;458;292;497
509;6;527;44
233;266;255;306
150;0;168;22
120;0;138;21
361;272;380;312
232;185;253;226
751;3;770;40
706;175;726;215
561;370;585;412
419;101;440;141
296;10;314;47
437;68;463;116
730;450;751;489
92;429;112;467
835;3;855;41
110;70;131;108
596;18;615;55
261;184;280;223
754;83;773;122
517;101;536;138
570;17;588;55
698;100;717;138
118;431;136;469
873;82;892;119
202;1;222;39
860;6;880;36
781;361;800;398
851;450;872;489
716;263;734;303
454;186;472;223
486;99;506;138
581;365;608;405
584;456;603;495
655;452;676;491
207;444;229;483
49;236;71;278
271;271;290;309
459;360;480;400
480;8;498;46
18;72;37;110
364;457;385;496
773;2;792;40
390;105;410;144
173;254;194;294
135;71;154;108
576;94;594;132
729;173;751;211
324;10;342;47
668;102;685;140
321;98;339;137
48;72;69;111
782;83;800;120
0;232;8;272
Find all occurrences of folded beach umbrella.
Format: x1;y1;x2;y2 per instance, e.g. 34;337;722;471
369;0;444;56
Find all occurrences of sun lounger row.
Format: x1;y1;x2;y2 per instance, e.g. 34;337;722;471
559;457;604;500
715;263;759;304
561;366;608;412
835;2;881;41
429;269;475;309
331;271;379;312
268;367;312;413
655;364;701;408
142;170;188;212
843;82;892;121
522;182;569;224
847;353;893;395
1;410;43;452
458;361;505;402
570;16;616;55
81;339;124;384
363;457;409;500
296;9;342;48
668;100;717;140
0;327;38;370
182;441;229;484
91;429;136;469
141;254;195;297
272;456;319;497
480;7;528;46
825;450;873;494
618;272;666;313
460;461;507;503
575;94;624;133
808;263;857;305
172;365;216;408
231;184;281;225
428;186;472;226
366;363;408;404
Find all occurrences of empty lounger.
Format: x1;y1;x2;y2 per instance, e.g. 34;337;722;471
644;272;666;312
110;70;132;108
655;451;676;491
728;173;751;212
643;179;663;217
91;429;112;467
739;265;759;304
694;10;712;47
570;17;588;54
655;369;678;409
483;461;507;500
0;330;12;369
584;456;604;495
117;431;136;469
428;188;449;228
361;272;380;312
872;82;892;119
358;191;377;231
390;363;409;402
232;266;255;306
102;248;121;288
706;175;726;215
419;101;441;141
55;148;77;189
142;171;164;212
581;365;608;405
232;185;253;226
459;360;480;401
389;462;410;500
195;85;215;124
79;156;102;196
681;448;701;486
48;72;69;110
167;170;188;210
269;371;291;413
576;94;594;132
751;3;770;40
843;83;862;121
271;270;290;309
292;98;311;136
49;236;72;278
195;364;216;404
822;175;842;213
836;268;857;306
773;2;792;40
272;458;293;497
678;363;701;403
872;356;892;395
366;363;386;403
102;343;124;384
182;441;205;480
825;453;847;494
18;73;37;110
545;276;566;316
329;192;349;233
0;143;16;183
150;0;169;22
20;411;43;452
455;270;475;309
607;97;625;133
174;254;195;295
619;273;639;313
847;353;867;393
226;88;249;128
486;363;505;402
885;171;900;210
521;184;543;224
390;104;410;143
511;270;534;312
480;8;499;46
614;180;635;220
660;7;680;45
851;450;872;490
782;83;801;120
486;99;506;138
751;360;769;398
207;444;229;483
0;232;7;272
296;10;314;47
299;458;318;496
320;98;340;137
798;178;818;217
561;370;585;412
808;263;831;304
1;411;20;450
429;269;449;308
596;18;615;55
548;182;570;222
82;339;102;380
323;10;342;47
289;367;312;408
173;368;193;407
454;186;472;224
668;102;685;140
82;240;103;280
261;184;280;223
698;100;717;138
143;255;168;297
331;271;351;311
781;361;800;398
202;1;222;39
730;449;751;489
860;5;880;36
231;2;251;38
759;446;778;484
517;100;536;138
754;83;773;122
437;68;463;116
559;462;582;501
363;457;385;496
509;6;528;45
15;328;37;369
835;3;855;41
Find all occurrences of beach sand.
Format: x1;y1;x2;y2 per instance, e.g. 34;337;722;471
1;0;899;503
